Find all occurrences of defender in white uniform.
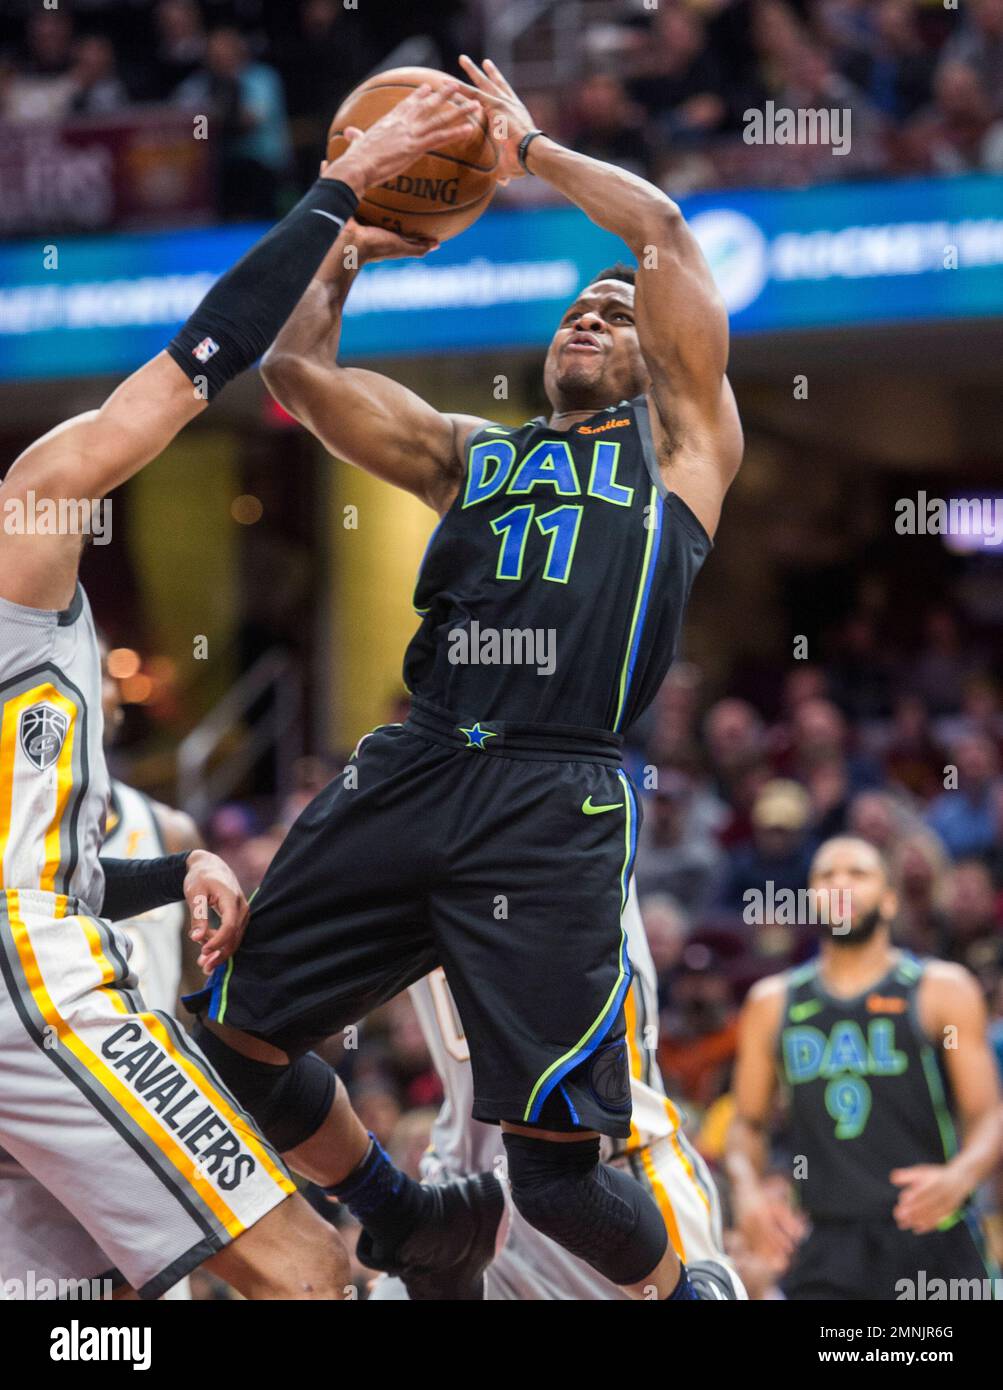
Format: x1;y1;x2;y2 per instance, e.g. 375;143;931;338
0;590;297;1298
373;885;746;1300
102;780;188;1017
0;776;198;1300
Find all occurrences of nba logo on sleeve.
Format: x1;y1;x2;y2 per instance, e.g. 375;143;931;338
192;337;220;363
20;703;69;771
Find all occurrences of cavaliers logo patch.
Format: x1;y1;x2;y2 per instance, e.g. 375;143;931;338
19;702;69;771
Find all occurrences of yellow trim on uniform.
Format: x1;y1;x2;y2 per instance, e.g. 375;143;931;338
622;983;644;1152
0;686;51;888
7;891;246;1236
39;687;77;893
670;1132;712;1215
641;1143;685;1260
78;916;294;1197
0;684;77;893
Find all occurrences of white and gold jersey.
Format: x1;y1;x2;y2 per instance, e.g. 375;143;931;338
0;586;109;914
0;587;293;1297
103;780;186;1017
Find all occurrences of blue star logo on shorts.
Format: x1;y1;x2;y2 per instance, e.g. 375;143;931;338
458;722;496;750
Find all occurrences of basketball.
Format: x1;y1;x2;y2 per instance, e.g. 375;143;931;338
327;66;499;242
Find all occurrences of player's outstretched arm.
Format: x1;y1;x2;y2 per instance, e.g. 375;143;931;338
892;962;1003;1234
261;220;486;515
458;56;742;537
0;83;478;610
0;356;206;610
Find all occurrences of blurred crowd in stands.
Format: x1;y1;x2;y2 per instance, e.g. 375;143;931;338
2;0;1002;221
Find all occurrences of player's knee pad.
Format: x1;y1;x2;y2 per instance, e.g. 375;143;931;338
503;1132;668;1287
193;1022;335;1153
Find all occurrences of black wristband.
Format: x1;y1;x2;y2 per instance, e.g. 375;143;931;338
166;177;359;400
100;853;190;921
517;129;547;173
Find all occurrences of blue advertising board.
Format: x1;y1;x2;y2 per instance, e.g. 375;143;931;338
0;175;1001;381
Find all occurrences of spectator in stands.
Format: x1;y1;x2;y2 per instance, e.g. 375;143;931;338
906;58;1003;173
152;0;207;101
943;675;1003;753
658;943;738;1110
639;892;690;984
847;788;912;856
926;733;1002;858
704;696;767;800
570;72;655;181
274;0;378;189
781;664;832;715
5;10;76;121
626;2;728;144
787;696;881;788
825;610;898;720
912;605;979;715
838;0;937;121
940;0;1003;117
643;662;704;768
20;9;74;80
175;27;292;220
890;827;952;958
718;778;815;914
770;39;884;176
987;784;1003;891
883;693;948;800
66;36;128;118
634;768;726;915
942;858;1003;994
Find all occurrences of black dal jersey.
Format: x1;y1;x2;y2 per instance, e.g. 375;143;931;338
777;953;959;1220
403;396;712;732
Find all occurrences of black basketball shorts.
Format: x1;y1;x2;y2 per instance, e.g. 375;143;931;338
187;702;640;1138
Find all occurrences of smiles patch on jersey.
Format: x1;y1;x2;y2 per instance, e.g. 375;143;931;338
19;702;69;771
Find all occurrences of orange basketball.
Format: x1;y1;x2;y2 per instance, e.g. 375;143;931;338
327;66;498;242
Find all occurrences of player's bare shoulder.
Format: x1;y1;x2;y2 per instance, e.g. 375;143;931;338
917;956;987;1031
740;971;788;1038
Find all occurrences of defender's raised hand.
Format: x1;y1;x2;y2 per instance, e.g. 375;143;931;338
326;82;480;195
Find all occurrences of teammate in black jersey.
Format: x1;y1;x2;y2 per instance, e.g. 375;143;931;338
728;836;1003;1300
189;57;743;1301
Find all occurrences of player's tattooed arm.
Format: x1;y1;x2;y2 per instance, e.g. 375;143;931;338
726;975;807;1267
894;962;1003;1234
262;224;486;515
458;55;742;538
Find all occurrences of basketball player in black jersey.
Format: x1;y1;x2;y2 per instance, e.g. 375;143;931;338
189;57;743;1300
728;835;1003;1300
